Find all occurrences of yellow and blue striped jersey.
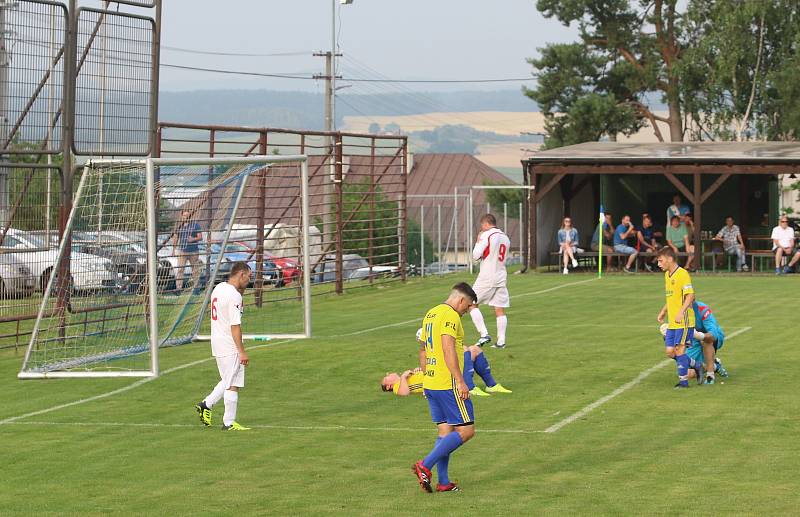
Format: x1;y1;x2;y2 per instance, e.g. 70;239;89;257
665;266;695;330
392;371;424;395
421;303;464;390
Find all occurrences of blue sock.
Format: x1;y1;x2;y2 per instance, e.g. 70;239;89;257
433;437;450;485
676;354;689;385
423;432;463;470
473;352;497;387
463;351;475;390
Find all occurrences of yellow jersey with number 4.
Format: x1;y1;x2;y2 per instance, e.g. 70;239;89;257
421;303;464;390
665;266;695;330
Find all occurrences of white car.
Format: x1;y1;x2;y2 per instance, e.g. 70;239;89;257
1;229;117;292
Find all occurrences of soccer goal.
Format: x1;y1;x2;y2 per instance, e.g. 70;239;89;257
18;155;311;379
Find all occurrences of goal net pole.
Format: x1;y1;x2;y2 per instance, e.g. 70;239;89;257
19;155;311;379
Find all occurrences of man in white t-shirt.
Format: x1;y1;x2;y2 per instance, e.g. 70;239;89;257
469;214;511;349
195;262;252;430
772;216;800;274
771;215;794;275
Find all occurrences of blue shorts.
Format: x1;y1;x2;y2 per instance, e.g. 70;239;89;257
613;244;637;255
424;387;475;426
665;327;694;347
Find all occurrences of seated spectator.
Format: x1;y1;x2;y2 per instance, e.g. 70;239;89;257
557;217;580;275
682;212;695;243
714;216;748;272
613;214;638;273
666;194;690;225
771;216;799;274
591;213;614;270
636;214;659;271
642;212;664;241
665;215;695;271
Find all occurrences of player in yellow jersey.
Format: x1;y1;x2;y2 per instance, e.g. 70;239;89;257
380;330;511;396
412;282;477;493
656;246;696;388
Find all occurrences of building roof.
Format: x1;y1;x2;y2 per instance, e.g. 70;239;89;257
408;153;517;203
524;142;800;166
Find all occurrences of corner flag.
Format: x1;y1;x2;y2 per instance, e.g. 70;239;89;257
598;204;605;278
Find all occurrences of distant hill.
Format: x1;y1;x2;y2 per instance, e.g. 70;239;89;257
158;89;538;130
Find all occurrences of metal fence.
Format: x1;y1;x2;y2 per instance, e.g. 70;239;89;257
156;122;408;296
0;0;161;350
407;191;526;277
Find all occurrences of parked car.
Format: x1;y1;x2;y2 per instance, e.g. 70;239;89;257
423;262;468;276
233;241;302;286
208;242;283;287
315;254;399;283
0;253;35;299
73;232;176;293
0;228;117;292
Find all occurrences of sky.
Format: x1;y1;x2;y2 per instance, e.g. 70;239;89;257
153;0;578;93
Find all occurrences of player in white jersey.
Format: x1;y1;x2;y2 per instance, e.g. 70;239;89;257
195;262;252;431
469;213;511;349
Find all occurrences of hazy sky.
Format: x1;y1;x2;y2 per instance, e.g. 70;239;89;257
157;0;578;93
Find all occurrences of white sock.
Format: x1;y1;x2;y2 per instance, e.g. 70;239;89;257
496;315;508;345
203;380;226;408
470;308;488;337
223;390;238;426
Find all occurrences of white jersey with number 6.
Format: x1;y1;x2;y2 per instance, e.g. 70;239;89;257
210;281;243;357
472;228;510;288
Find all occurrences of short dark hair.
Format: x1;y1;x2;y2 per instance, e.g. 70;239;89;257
656;246;676;260
670;215;680;222
229;261;251;277
725;215;733;220
451;282;477;304
480;213;496;226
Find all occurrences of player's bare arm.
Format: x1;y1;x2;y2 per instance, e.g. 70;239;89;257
675;294;695;324
231;324;248;366
395;370;414;396
441;334;469;400
657;304;667;323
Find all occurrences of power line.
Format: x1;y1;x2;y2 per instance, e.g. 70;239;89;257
161;46;312;58
161;63;318;80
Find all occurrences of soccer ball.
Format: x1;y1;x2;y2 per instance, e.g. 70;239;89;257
659;323;669;336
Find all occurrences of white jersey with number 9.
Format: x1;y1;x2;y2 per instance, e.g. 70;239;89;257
472;228;510;288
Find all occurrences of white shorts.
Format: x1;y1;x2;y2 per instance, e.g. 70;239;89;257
473;284;510;308
215;354;245;389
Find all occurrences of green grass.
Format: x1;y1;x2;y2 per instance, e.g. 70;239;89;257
1;272;798;515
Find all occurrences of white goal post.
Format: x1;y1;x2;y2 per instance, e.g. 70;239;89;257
18;155;311;379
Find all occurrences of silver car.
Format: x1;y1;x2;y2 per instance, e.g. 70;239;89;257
0;252;35;298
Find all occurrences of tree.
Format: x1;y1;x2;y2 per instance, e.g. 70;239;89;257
340;181;399;265
367;122;381;134
529;0;689;143
680;0;800;141
484;182;524;218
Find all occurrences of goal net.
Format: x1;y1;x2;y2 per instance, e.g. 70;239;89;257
18;156;311;378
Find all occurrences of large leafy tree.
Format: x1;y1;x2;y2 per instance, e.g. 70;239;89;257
528;0;687;143
680;0;800;141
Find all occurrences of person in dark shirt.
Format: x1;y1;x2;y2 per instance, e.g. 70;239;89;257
636;214;659;272
173;210;203;290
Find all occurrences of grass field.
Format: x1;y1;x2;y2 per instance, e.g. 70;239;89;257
1;272;798;515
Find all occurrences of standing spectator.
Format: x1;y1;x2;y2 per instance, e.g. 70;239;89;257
666;194;690;224
557;217;580;275
771;216;797;274
613;215;638;273
666;215;695;271
173;209;203;290
591;213;614;270
636;214;659;271
714;216;748;272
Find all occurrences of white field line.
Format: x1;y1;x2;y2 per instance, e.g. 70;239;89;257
543;326;752;434
0;339;291;426
324;278;596;338
2;278;596;426
2;420;543;434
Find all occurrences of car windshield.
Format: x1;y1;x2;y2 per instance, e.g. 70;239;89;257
22;233;47;248
212;242;250;253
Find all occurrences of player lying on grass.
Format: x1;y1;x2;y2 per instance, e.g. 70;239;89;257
655;246;696;389
686;300;729;385
381;329;511;397
412;283;478;493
